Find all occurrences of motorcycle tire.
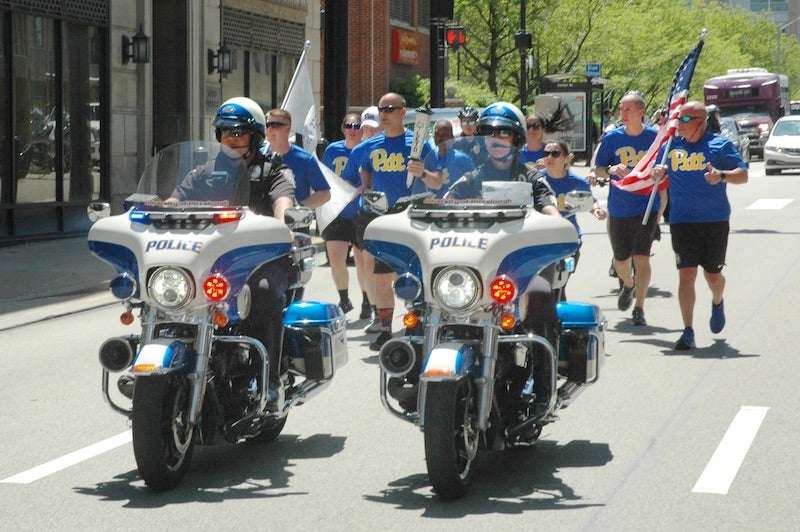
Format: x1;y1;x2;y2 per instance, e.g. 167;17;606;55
423;379;479;500
131;372;195;491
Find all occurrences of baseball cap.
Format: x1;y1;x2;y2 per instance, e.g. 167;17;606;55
361;106;379;128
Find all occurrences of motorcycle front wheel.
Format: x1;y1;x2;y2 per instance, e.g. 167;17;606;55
423;378;479;499
131;372;195;491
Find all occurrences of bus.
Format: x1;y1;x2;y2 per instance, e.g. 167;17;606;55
703;68;789;157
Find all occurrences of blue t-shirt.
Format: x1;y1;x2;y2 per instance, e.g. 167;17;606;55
519;145;545;169
322;140;352;177
415;147;476;198
542;169;593;238
595;125;660;217
361;130;432;206
321;140;361;220
268;144;330;203
661;132;746;223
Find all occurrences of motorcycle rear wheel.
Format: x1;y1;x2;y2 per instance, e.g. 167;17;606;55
423;379;479;499
131;372;195;491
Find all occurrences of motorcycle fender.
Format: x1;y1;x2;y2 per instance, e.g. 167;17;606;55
132;340;194;373
420;342;477;381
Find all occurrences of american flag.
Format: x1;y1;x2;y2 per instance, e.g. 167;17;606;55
612;31;707;195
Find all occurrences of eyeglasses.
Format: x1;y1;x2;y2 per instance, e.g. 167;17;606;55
377;105;401;113
543;149;562;158
344;123;361;130
678;115;702;123
219;128;249;138
265;121;289;129
482;127;514;139
526;123;542;130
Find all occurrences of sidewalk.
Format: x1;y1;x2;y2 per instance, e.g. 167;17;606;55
0;233;328;331
0;236;116;330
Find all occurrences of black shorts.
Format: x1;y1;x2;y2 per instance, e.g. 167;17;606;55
608;213;659;260
670;221;729;273
321;214;357;243
353;210;377;250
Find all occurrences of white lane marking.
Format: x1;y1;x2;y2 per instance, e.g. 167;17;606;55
692;406;769;495
745;198;793;210
0;431;131;484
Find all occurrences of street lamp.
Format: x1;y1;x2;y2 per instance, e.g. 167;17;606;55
776;15;800;74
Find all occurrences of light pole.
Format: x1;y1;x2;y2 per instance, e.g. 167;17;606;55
776;15;800;74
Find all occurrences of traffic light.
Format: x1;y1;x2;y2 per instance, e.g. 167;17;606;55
446;26;466;48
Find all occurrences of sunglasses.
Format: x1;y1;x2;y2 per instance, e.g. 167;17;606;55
543;149;562;158
461;119;477;126
678;115;702;123
265;121;289;129
219;128;249;138
526;123;542;130
378;105;401;113
482;127;514;139
344;123;361;130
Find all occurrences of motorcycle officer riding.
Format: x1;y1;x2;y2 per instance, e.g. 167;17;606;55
441;102;565;413
168;96;295;409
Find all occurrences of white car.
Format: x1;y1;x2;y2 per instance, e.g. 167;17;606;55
764;115;800;175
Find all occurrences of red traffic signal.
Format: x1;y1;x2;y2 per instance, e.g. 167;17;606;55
445;26;466;48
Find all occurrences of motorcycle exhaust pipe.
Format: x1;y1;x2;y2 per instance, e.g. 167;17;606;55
98;335;137;372
379;339;417;377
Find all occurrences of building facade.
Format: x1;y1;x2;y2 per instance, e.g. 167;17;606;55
0;0;437;243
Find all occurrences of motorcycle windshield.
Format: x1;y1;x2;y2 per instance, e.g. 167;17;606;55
129;141;251;209
410;136;536;209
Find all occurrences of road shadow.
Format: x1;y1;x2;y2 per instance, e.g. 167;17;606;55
72;432;346;507
363;438;612;515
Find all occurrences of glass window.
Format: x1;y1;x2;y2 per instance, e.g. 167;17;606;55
249;50;272;112
15;13;57;204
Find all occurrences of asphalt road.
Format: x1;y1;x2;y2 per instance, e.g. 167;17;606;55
2;160;799;530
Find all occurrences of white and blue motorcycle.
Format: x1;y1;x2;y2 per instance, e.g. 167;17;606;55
364;137;606;499
87;141;347;490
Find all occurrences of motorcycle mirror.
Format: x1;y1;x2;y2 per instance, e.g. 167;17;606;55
87;201;111;223
563;190;595;214
284;206;314;229
363;191;389;215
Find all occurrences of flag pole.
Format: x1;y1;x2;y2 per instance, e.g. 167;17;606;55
641;29;707;226
281;40;311;110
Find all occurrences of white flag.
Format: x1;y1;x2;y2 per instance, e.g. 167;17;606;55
315;161;359;235
281;40;317;154
281;40;358;233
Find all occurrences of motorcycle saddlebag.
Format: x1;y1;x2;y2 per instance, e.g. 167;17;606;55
282;301;347;381
556;302;605;384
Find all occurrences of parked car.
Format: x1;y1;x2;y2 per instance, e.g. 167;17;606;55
719;116;750;166
403;107;474;140
764;115;800;175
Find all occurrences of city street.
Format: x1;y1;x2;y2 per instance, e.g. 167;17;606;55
2;160;799;530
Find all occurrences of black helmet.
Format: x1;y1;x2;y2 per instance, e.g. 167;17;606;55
458;106;479;120
476;101;526;147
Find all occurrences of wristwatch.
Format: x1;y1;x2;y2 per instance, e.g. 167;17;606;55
719;171;726;182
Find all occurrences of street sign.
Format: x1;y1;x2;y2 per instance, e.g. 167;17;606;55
585;63;601;78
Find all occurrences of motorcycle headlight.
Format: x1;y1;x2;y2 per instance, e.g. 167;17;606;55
147;266;194;310
433;266;480;312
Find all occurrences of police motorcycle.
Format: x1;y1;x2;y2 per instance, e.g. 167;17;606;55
87;141;347;490
363;135;606;499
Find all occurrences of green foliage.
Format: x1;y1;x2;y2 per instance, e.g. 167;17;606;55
445;0;800;112
389;75;428;108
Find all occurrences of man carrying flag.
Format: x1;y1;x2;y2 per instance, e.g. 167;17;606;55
652;101;747;351
593;91;663;326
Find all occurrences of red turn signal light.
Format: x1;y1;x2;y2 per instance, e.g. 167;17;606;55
204;275;229;301
500;314;516;330
120;311;135;325
213;211;242;224
489;276;515;304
